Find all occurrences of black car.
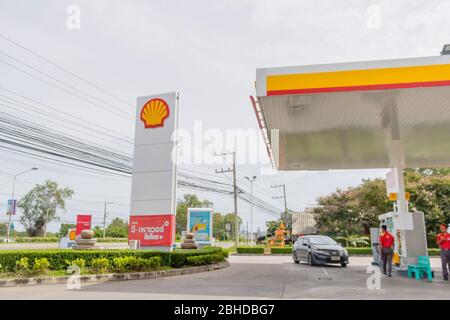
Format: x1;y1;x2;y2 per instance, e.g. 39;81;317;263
292;235;349;267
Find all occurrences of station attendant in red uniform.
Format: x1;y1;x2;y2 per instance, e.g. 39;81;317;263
436;224;450;281
379;225;394;277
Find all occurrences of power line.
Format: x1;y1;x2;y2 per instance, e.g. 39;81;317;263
0;113;283;218
0;96;133;149
0;144;131;178
0;57;133;120
0;113;132;173
0;107;132;159
271;183;290;227
0;50;132;117
0;87;133;145
0;99;131;153
215;151;240;247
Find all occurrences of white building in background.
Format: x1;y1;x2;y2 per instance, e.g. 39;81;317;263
292;208;317;235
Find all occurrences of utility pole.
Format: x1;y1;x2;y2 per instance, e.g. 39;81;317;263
215;151;239;248
246;221;249;244
6;167;38;242
103;200;113;239
245;175;257;246
271;184;289;228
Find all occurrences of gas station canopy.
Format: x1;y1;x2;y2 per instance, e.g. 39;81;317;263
254;55;450;170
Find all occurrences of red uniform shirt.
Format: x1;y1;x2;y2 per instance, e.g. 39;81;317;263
437;233;450;250
379;231;394;248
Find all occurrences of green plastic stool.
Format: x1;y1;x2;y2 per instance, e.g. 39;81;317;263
407;256;433;282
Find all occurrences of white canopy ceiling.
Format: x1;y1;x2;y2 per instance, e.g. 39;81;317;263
255;56;450;170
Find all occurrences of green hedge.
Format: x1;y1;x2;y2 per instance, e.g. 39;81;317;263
111;256;162;272
0;246;226;272
346;247;373;255
270;247;292;254
186;253;226;266
236;247;264;254
8;237;129;243
428;249;440;256
13;237;59;243
170;246;225;268
345;247;442;256
97;238;128;243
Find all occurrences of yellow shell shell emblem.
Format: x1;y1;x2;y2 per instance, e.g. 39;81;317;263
140;98;170;128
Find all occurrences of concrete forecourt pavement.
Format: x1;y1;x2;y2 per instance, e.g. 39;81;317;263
0;255;448;300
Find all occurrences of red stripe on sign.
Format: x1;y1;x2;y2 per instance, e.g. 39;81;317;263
267;80;450;96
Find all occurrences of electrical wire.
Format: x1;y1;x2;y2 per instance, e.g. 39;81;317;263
0;86;133;145
0;50;133;117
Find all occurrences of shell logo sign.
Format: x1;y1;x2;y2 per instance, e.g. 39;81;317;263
68;229;76;241
140;98;170;129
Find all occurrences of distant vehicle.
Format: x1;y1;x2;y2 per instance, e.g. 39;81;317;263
292;235;349;267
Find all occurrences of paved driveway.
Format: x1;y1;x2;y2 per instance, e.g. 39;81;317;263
0;255;448;300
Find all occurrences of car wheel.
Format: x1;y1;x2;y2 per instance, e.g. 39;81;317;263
308;253;315;266
341;263;347;267
293;252;299;264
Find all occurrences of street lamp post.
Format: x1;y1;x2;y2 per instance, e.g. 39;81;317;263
6;167;38;242
245;175;257;246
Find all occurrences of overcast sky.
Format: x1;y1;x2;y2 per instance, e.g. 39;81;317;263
1;0;449;233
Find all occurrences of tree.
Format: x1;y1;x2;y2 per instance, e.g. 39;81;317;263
93;225;103;238
58;223;76;237
313;179;392;237
0;223;7;236
266;220;280;237
407;168;450;176
178;210;241;241
280;210;293;233
405;170;450;244
312;170;450;243
221;212;242;241
105;218;128;238
313;189;359;237
18;180;74;236
353;179;392;235
175;194;213;235
212;212;224;240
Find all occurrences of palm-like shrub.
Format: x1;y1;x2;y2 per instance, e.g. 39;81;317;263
336;232;370;247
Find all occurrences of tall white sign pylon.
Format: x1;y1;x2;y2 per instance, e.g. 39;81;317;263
128;92;179;251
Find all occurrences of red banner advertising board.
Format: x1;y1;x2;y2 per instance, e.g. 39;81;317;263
76;214;92;236
128;214;175;247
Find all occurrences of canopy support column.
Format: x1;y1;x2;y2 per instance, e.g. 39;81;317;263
393;166;408;214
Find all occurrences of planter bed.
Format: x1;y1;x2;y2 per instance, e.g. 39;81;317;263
0;261;229;287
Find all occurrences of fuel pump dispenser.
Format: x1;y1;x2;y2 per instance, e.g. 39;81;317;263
371;211;427;273
370;168;428;273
